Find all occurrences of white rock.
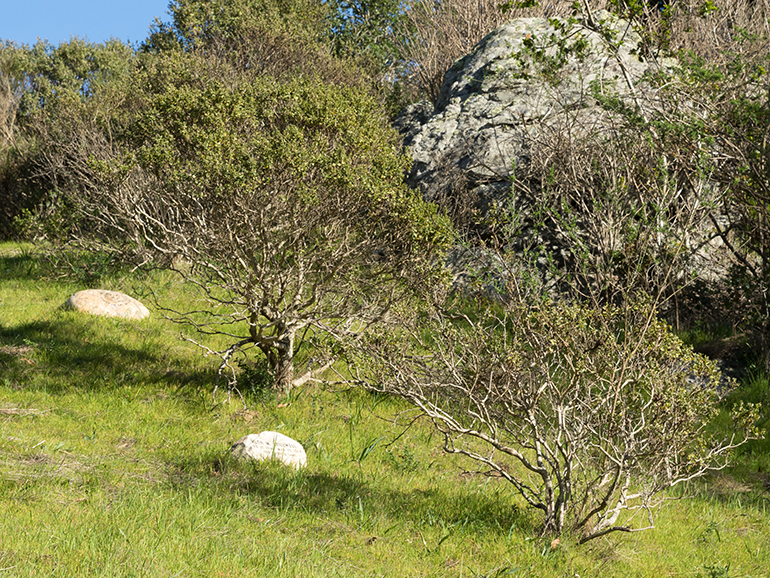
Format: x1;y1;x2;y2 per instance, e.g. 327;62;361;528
64;289;150;320
231;431;307;469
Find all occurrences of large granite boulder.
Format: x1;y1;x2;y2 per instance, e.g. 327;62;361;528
231;431;307;470
64;290;150;320
395;11;738;297
396;10;673;208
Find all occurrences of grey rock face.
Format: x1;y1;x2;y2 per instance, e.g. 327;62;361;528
64;290;150;320
396;11;736;300
398;11;670;205
231;431;307;469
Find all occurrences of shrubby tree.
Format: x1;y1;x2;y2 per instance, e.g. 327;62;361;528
353;69;763;534
68;51;452;395
353;271;760;540
4;0;451;394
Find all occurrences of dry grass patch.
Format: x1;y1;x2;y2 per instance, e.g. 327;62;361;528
0;406;42;416
0;345;34;356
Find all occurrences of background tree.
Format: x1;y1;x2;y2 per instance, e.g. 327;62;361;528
141;0;329;53
141;0;386;110
0;38;134;239
325;0;405;65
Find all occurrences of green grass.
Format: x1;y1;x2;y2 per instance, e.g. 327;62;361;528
1;242;770;577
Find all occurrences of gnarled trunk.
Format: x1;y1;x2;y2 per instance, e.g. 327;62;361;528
260;331;295;395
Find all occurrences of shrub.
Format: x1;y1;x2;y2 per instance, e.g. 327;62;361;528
354;283;760;540
595;0;770;368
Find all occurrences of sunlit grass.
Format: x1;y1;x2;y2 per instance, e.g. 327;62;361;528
1;242;769;577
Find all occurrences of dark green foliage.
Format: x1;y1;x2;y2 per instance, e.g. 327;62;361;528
142;0;330;53
325;0;406;66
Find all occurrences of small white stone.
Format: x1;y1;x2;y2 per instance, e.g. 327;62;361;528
231;431;307;469
64;290;150;320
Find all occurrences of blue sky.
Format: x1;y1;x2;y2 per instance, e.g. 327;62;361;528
0;0;171;47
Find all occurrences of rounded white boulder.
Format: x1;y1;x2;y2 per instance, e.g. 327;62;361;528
64;289;150;320
230;431;307;469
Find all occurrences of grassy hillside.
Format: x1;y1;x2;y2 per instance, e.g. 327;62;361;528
1;242;769;577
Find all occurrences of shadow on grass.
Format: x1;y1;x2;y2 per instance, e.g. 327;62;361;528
0;248;137;286
169;451;534;537
0;251;46;281
0;317;213;394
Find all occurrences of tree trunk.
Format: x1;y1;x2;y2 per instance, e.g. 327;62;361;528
261;331;295;395
275;337;295;395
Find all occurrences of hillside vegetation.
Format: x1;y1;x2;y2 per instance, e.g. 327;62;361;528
1;243;769;576
1;0;770;572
